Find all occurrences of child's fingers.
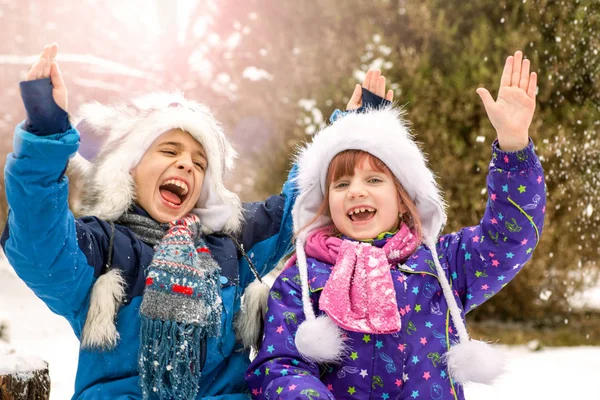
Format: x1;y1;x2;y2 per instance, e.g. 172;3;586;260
49;61;65;90
26;58;45;81
362;69;374;89
50;62;68;111
511;51;523;86
526;72;537;99
26;45;54;81
38;45;53;78
346;84;362;110
43;44;58;77
368;69;381;92
386;89;394;102
351;83;362;102
500;56;513;88
476;88;495;111
42;57;52;77
519;59;530;90
376;76;386;98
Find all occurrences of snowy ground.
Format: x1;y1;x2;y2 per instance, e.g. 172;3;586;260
0;261;79;400
0;260;597;399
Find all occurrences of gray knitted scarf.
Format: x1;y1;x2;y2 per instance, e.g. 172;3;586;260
116;212;168;245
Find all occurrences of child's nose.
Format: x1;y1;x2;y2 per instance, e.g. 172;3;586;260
347;185;367;199
175;156;194;172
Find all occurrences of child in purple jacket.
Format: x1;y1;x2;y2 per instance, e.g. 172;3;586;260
246;51;545;399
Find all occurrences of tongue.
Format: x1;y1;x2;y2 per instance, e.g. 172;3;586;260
160;189;182;205
352;211;375;221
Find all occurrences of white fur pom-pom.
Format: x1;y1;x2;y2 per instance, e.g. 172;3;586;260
444;339;507;385
81;269;125;350
295;315;347;364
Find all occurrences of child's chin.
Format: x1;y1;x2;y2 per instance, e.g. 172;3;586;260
150;207;188;223
150;199;196;222
342;229;376;241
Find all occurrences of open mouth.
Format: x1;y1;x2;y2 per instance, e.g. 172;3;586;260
159;178;189;207
347;207;376;222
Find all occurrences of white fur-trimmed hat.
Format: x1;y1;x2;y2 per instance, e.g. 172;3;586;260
293;106;446;240
70;91;242;234
291;106;505;384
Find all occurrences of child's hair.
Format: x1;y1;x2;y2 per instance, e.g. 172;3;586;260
299;150;422;240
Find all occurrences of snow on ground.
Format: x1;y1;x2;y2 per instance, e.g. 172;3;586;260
465;346;597;399
0;258;597;399
0;261;79;400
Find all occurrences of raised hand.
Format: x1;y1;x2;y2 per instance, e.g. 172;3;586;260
346;68;394;111
477;51;537;151
26;43;68;112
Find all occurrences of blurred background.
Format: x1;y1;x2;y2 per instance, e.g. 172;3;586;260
0;0;598;351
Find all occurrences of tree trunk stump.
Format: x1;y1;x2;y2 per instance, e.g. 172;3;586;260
0;344;50;400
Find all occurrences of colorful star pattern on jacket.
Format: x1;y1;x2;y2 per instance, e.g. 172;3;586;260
247;140;545;400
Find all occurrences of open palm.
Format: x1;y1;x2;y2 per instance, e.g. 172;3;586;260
477;51;537;152
26;43;68;112
346;68;394;111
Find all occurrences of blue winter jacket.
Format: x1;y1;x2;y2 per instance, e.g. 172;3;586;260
2;81;389;399
2;81;299;399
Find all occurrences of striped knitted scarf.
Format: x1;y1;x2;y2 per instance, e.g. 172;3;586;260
136;213;222;400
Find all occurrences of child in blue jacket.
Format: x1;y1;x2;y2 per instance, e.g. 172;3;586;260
1;43;392;399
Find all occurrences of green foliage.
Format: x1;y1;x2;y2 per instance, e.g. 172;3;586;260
204;0;600;321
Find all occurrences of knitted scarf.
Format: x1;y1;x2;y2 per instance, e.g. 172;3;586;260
123;213;222;400
290;224;419;334
116;212;168;245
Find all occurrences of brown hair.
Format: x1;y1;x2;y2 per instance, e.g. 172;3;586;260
299;150;422;240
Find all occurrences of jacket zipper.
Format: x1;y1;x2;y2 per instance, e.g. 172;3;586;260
397;266;459;400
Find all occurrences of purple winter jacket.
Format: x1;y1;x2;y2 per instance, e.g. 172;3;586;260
247;140;545;400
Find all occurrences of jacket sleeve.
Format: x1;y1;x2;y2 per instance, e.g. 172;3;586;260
1;123;99;323
438;139;546;312
246;266;335;400
20;78;70;136
237;164;298;289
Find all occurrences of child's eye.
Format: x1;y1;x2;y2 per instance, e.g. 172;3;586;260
194;162;206;171
368;177;383;183
333;182;349;189
161;149;177;156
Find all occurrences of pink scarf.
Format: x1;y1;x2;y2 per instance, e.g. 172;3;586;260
289;224;419;334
